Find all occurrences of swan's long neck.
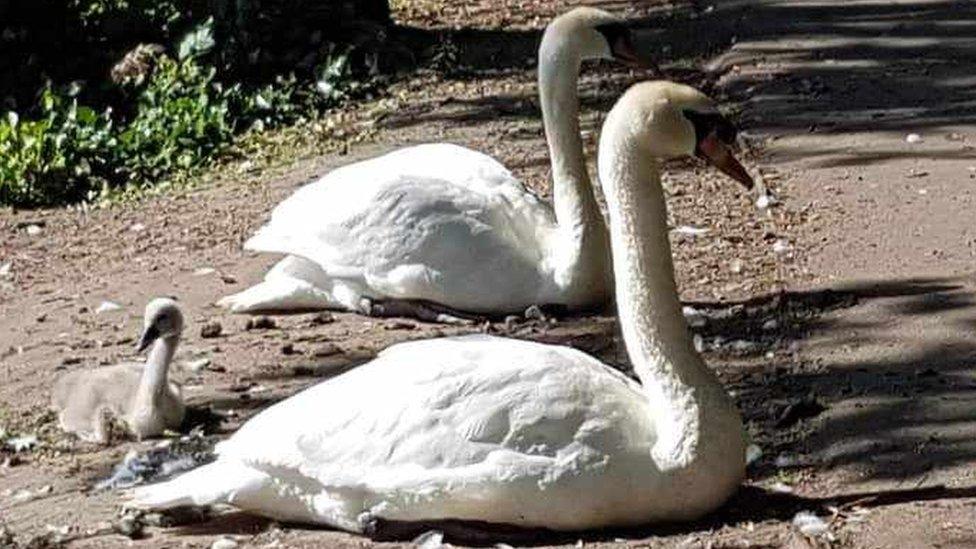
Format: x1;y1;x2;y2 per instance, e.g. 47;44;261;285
538;31;610;296
598;121;739;470
135;335;177;406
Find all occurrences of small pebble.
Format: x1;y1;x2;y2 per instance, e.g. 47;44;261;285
193;267;216;276
792;510;830;537
185;358;211;374
211;537;239;549
313;343;343;358
245;316;276;330
728;258;744;274
524;305;545;320
200;321;223;339
310;312;335;325
0;263;11;277
905;133;922;144
762;318;779;331
95;300;123;314
129;223;146;232
772;239;791;254
25;224;42;236
385;320;416;331
412;530;444;549
280;343;297;355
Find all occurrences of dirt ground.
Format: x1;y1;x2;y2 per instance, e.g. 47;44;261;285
2;0;975;547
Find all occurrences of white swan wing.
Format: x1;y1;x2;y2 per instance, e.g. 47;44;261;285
243;144;558;308
135;336;652;529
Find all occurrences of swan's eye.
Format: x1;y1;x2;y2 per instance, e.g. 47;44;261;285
683;109;739;147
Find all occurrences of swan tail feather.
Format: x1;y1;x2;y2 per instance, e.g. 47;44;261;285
129;461;266;509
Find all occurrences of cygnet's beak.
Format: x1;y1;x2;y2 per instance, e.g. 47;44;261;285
697;132;754;190
136;325;160;353
610;34;659;73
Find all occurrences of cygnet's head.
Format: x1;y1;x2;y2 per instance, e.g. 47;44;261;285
543;7;652;69
606;81;753;189
136;297;184;353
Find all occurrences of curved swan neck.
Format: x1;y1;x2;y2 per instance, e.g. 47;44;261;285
538;27;609;285
598;121;731;470
136;335;177;404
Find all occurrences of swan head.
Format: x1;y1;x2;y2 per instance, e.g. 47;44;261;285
620;81;753;189
544;7;652;69
136;297;184;353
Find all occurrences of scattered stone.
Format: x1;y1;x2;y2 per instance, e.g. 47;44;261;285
280;343;297;356
313;343;343;358
746;443;763;466
212;537;239;549
129;223;146;233
755;193;778;210
905;133;923;144
25;224;42;236
61;356;83;366
728;258;744;274
200;321;223;339
36;313;47;323
184;358;211;374
114;513;145;539
220;273;237;284
524;305;545;321
674;225;710;237
412;530;444;549
792;510;831;538
6;434;38;452
0;263;10;278
245;316;276;331
762;318;780;331
772;239;791;254
385;320;416;331
682;306;706;328
95;300;123;314
310;312;336;325
193;267;216;276
776;397;826;428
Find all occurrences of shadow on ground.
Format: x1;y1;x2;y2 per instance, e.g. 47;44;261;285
390;0;976;167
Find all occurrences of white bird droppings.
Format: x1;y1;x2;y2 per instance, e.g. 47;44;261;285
95;301;123;314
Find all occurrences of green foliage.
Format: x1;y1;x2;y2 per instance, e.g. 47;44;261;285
0;89;115;206
115;55;235;185
0;0;390;207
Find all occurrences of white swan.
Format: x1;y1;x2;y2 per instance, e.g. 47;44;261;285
131;81;753;533
51;298;185;443
218;8;648;322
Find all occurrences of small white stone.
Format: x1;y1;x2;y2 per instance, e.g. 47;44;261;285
746;444;763;466
771;482;795;493
755;193;778;209
6;434;38;452
185;358;211;374
674;225;710;237
772;239;791;254
729;258;744;274
792;510;830;537
693;333;706;353
905;133;922;144
0;263;10;277
211;537;239;549
762;318;779;331
682;306;706;328
193;267;217;276
25;225;42;236
129;223;146;232
95;301;123;314
917;188;928;195
412;530;444;549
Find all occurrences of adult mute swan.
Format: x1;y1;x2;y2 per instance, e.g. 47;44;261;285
218;8;649;322
131;81;753;533
52;298;185;443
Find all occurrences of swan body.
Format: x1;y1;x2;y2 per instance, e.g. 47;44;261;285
132;81;753;532
219;8;645;319
52;298;185;443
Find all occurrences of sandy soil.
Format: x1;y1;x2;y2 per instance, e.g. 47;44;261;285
2;0;975;547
